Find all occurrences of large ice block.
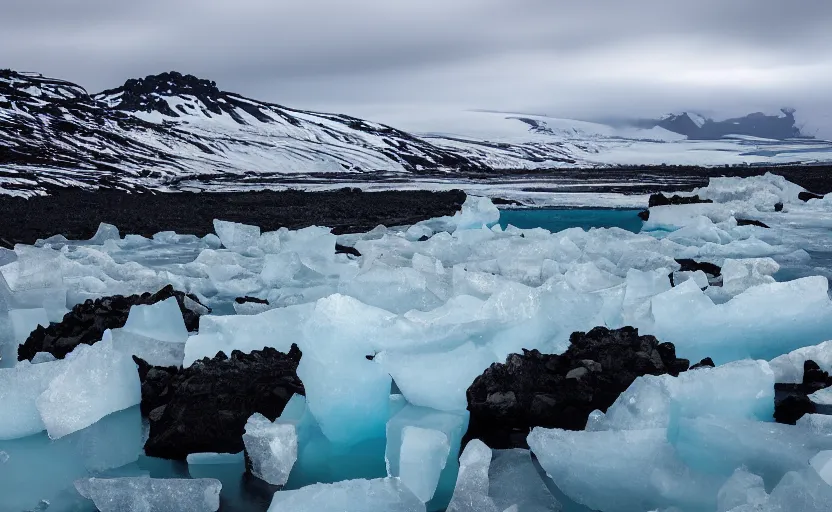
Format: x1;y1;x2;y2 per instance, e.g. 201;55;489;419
123;296;189;343
75;476;222;512
594;359;775;431
671;416;832;486
528;427;719;512
0;359;64;439
213;219;261;252
398;426;450;503
9;308;49;344
386;404;469;507
446;439;500;512
488;449;560;512
298;352;391;446
244;413;298;486
809;450;832;485
267;477;425;512
111;328;186;367
716;468;768;512
36;331;141;439
650;277;832;364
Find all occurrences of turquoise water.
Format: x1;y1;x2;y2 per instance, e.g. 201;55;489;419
499;208;644;234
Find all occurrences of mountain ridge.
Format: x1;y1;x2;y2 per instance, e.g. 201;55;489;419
1;69;830;196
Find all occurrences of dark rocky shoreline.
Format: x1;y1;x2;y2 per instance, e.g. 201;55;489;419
0;188;466;247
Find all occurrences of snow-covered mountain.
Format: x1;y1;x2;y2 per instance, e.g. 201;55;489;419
2;70;832;195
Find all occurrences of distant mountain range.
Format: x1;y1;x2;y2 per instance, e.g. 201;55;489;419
634;109;808;141
1;70;830;195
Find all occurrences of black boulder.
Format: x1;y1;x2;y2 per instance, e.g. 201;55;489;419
464;326;691;449
774;360;832;424
648;194;713;208
140;345;304;460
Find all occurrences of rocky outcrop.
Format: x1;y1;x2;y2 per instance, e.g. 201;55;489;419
235;296;270;305
798;191;824;202
17;285;209;361
335;243;362;257
648;194;713;208
690;357;716;370
464;326;691;449
736;219;770;229
138;345;304;460
675;258;722;278
774;360;832;424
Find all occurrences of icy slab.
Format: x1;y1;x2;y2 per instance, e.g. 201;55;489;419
0;406;143;511
809;450;832;485
213;219;261;252
75;476;221;512
0;359;63;439
398;426;450;503
243;413;298;486
809;387;832;406
717;468;768;512
446;439;500;512
111;328;186;367
672;416;832;485
528;427;718;512
769;340;832;383
36;331;141;439
378;343;498;411
123;296;189;343
592;359;775;431
797;414;832;436
650;277;832;364
386;404;469;506
30;351;56;364
765;469;832;512
9;307;49;344
267;477;425;512
721;258;780;296
488;449;561;512
694;173;805;209
187;451;245;465
298;351;391;446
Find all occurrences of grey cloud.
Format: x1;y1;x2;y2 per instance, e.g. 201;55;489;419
1;0;830;134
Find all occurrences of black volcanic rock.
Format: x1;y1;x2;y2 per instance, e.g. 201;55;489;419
648;193;713;208
463;326;691;449
18;285;209;361
774;360;832;424
235;296;270;305
799;191;824;202
736;219;770;229
675;258;722;277
335;243;362;257
690;357;716;370
140;345;305;460
774;202;784;212
638;210;650;221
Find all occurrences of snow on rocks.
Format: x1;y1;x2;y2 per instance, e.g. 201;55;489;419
75;476;221;512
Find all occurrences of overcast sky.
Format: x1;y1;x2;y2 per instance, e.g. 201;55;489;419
3;0;831;135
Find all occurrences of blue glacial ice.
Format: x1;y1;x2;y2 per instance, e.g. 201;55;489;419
0;177;832;510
